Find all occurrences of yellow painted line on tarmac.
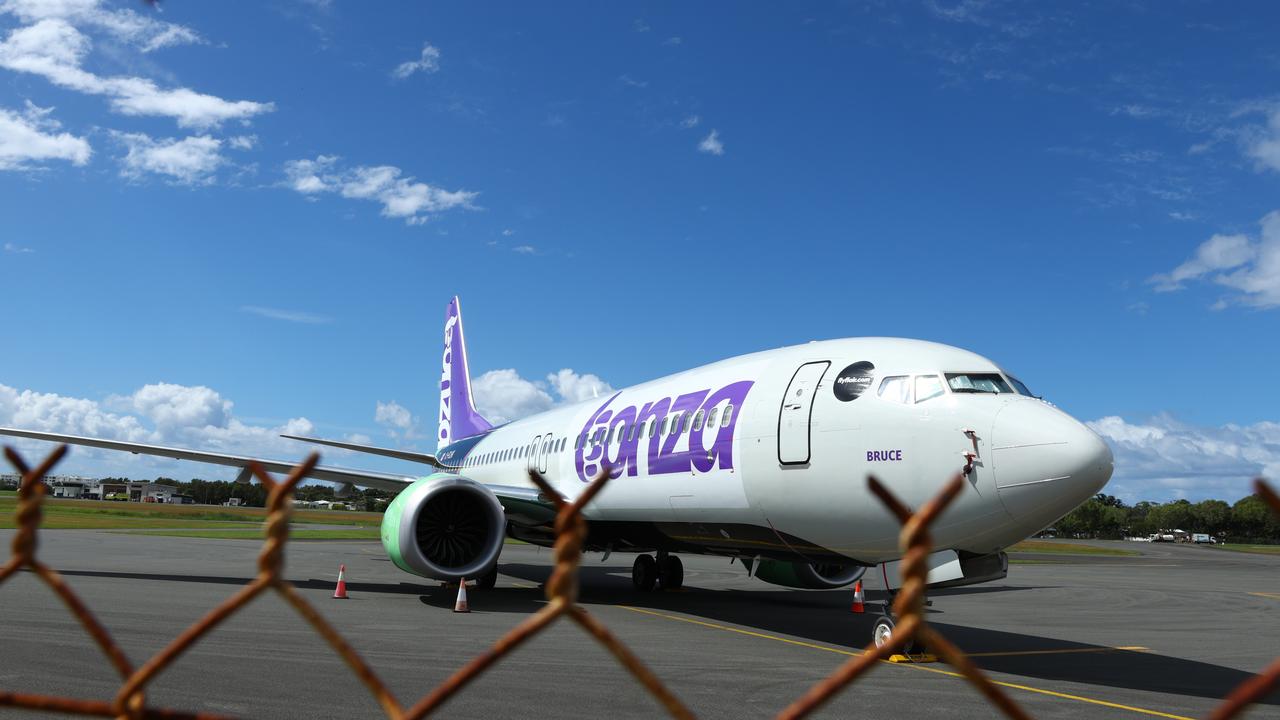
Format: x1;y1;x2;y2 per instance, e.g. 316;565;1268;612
967;646;1148;658
617;605;1191;720
619;606;860;657
1248;591;1280;601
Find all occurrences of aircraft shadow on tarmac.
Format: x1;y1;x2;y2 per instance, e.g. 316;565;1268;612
43;565;1278;707
45;568;433;596
486;562;1280;708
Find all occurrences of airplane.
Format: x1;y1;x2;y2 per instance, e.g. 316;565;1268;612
0;296;1113;649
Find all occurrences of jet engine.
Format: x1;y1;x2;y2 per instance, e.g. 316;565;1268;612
753;559;866;590
380;474;506;580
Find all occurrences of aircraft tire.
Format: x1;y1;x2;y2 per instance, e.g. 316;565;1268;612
476;566;498;591
658;555;683;590
632;554;658;592
872;615;919;655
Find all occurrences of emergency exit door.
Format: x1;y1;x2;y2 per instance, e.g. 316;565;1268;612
778;361;830;464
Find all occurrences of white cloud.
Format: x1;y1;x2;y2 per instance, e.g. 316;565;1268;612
471;369;554;425
228;135;257;150
0;0;204;52
115;132;223;184
680;114;700;129
283;155;478;225
392;42;440;79
374;400;420;444
374;401;413;431
663;36;683;46
0;100;89;170
1088;414;1280;503
512;245;535;255
619;74;649;89
547;369;612;404
1149;211;1280;308
471;368;614;426
240;305;331;324
1244;106;1280;173
0;382;325;480
4;242;34;253
633;19;650;33
0;16;271;129
698;129;724;156
126;382;230;432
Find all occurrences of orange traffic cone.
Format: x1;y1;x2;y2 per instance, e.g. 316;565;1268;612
453;578;470;613
333;564;349;599
851;579;865;614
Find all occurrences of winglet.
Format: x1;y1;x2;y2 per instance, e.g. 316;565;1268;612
438;296;493;448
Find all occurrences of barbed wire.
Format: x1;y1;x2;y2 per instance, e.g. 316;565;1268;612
1;444;1277;719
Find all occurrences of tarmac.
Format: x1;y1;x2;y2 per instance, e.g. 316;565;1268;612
0;531;1277;719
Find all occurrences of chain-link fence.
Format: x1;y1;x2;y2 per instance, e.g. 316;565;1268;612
1;444;1277;719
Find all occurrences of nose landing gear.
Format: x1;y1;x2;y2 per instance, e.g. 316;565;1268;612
870;589;924;656
871;614;921;655
631;552;684;591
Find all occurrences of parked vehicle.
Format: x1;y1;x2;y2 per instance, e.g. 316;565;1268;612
1192;533;1215;544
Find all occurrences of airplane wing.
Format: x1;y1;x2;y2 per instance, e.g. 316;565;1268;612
280;434;443;467
0;427;556;517
0;427;416;493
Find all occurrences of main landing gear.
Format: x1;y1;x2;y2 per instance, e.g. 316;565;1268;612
632;551;683;592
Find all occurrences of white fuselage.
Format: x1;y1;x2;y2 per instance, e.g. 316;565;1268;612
438;337;1112;564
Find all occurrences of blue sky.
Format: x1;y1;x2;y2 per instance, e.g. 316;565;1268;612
2;1;1279;503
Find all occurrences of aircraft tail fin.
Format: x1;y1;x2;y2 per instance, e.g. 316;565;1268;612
438;296;493;448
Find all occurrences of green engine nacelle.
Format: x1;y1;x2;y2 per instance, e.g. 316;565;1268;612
380;474;506;580
753;559;866;589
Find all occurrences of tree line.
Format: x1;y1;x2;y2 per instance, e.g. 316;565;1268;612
98;477;393;511
1054;493;1280;543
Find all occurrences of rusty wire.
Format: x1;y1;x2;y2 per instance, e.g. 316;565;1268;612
2;444;1279;719
1208;478;1280;720
777;473;1032;720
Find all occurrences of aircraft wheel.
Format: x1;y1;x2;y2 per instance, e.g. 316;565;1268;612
872;615;920;655
658;555;684;590
476;566;498;591
632;554;658;592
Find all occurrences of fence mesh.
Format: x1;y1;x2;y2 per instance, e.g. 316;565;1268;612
1;444;1277;719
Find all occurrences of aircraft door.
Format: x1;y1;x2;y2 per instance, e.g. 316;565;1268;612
527;434;541;473
778;361;831;464
539;434;553;474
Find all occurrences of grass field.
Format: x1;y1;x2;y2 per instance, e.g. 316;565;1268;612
114;528;383;540
1008;540;1139;556
1209;543;1280;556
0;495;383;530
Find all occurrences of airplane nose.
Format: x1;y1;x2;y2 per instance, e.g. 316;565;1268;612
990;400;1114;531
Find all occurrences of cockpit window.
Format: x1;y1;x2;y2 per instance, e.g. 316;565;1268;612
946;373;1014;394
878;376;911;404
915;375;945;403
1008;375;1034;396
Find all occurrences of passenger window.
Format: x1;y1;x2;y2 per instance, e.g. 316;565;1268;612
722;405;733;427
915;375;945;403
661;416;669;435
878;376;910;404
706;407;718;427
648;420;656;438
693;410;705;431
